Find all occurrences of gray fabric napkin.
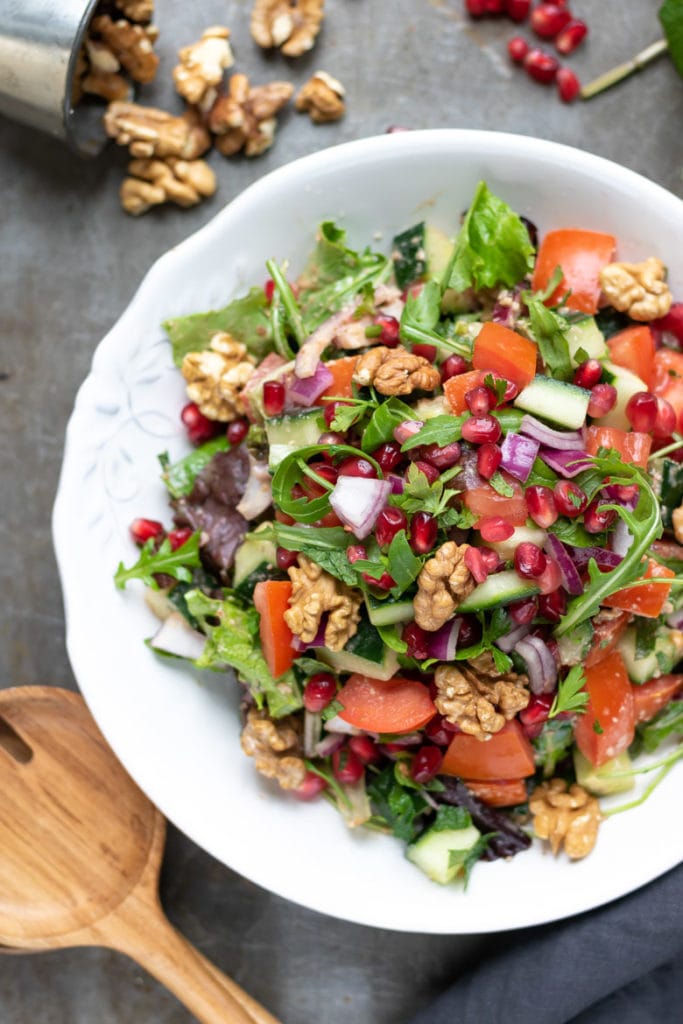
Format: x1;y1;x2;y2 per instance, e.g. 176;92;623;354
409;861;683;1024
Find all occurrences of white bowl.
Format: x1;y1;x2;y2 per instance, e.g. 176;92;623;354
53;130;683;933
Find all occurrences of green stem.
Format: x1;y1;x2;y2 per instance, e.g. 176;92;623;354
266;259;307;347
297;459;335;492
581;38;669;100
603;761;675;818
270;296;296;360
400;321;472;358
649;434;683;462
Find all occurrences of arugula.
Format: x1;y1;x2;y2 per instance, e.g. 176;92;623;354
454;608;513;674
399;280;472;358
533;718;574;778
163;287;273;366
400;414;468;452
633;699;683;755
392;463;475;530
252;523;358;585
526;296;573;381
353;530;424;599
159;436;229;499
367;763;430;842
265;258;306;350
114;533;202;589
361;395;415;452
271;443;380;525
548;665;588;719
185;589;302;718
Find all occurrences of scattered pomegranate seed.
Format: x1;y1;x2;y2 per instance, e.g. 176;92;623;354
411;745;444;784
403;621;431;660
525;484;559;528
557;66;581;103
524;47;560;83
302;462;339;498
180;401;218;445
440;354;468;381
412;343;437;363
363;570;395;590
530;3;571;38
555;18;588;55
276;546;299;570
510;595;538;624
227;418;248;445
410;511;438;554
375;506;408;547
304;673;338;712
554;480;587;518
332;746;364;785
464;546;491;584
461;414;502;445
373;441;404;473
346;544;367;564
477;442;503;479
652;302;683;347
338;456;378;478
375;314;401;348
348;735;382;765
538;589;567;621
263;278;275;303
167;527;193;551
507;35;530;62
422;441;462;469
413;460;440;484
653;397;677;439
587;383;617;418
323;400;353;428
465;385;493;418
479;516;514;543
514;541;548;579
626;391;658;433
130;517;164;546
583;497;617;534
293;771;327;801
263;380;286;418
505;0;531;22
573;359;602;390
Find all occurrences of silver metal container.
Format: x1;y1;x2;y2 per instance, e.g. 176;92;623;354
0;0;105;155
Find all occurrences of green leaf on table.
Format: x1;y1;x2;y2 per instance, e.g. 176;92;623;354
114;533;202;589
660;0;683;77
163;287;273;365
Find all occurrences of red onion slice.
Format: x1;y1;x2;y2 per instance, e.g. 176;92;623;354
544;534;584;596
568;545;623;572
495;621;531;653
520;414;585;451
500;432;540;483
329;476;392;539
291;619;327;651
514;635;558;695
288;361;334;406
539;448;593;478
426;618;462;661
315;732;346;758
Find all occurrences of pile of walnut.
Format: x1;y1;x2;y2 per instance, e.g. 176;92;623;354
82;0;344;215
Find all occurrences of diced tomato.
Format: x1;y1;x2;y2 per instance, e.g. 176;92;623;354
607;326;656;390
653;348;683;423
464;478;529;526
472;323;537;391
584;425;652;469
443;369;485;414
253;580;296;679
441;720;536;780
462;778;529;807
631;675;683;723
531;229;616;314
604;558;675;618
336;674;436;734
318;356;358;401
584;611;629;669
574;650;635;767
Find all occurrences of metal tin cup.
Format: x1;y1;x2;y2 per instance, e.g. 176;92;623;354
0;0;106;155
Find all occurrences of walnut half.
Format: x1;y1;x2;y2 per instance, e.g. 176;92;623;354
251;0;324;57
284;555;361;651
181;333;256;420
599;257;672;322
173;26;234;109
413;542;475;632
240;707;306;790
295;71;345;123
120;157;216;216
104;101;212;160
353;345;441;397
208;73;293;158
529;779;601;859
434;664;529;741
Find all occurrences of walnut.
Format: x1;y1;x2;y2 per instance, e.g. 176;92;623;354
284;555;361;651
113;0;154;22
295;70;345;123
208;73;293;157
673;503;683;545
434;664;529;741
529;779;601;859
83;69;132;102
240;707;306;790
104;101;211;159
251;0;324;58
120;157;216;216
413;542;475;631
181;333;256;420
599;258;672;322
173;26;234;109
91;15;159;84
353;345;441;397
85;37;121;75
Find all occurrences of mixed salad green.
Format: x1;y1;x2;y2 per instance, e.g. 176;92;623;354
115;182;683;886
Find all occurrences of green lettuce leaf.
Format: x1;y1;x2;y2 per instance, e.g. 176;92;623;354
163;287;273;366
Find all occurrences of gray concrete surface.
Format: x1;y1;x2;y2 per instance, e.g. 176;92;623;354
0;1;681;1021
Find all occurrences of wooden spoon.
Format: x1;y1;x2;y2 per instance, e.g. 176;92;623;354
0;686;280;1024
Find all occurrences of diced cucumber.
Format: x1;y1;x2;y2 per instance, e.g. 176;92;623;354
458;570;540;612
514;375;591;430
318;614;400;681
557;619;594;666
617;624;683;684
573;748;634;797
265;409;325;469
486;525;547;562
564;317;608;365
407;806;481;885
594;361;647;431
365;593;415;627
424;225;454;280
233;526;277;590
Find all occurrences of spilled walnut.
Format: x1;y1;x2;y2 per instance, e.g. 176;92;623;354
173;26;234;109
113;0;154;21
353;345;441;396
91;14;159;84
208;73;293;157
284;555;361;651
104;101;212;160
413;542;475;631
181;333;256;421
529;779;601;859
251;0;324;57
599;257;672;322
240;707;306;790
434;664;529;741
120;157;216;216
295;70;345;123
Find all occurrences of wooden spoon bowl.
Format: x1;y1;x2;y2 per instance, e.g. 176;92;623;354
0;686;279;1024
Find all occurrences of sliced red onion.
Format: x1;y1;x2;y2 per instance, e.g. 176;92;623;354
315;732;345;758
514;635;558;695
568;545;623;572
150;612;207;661
495;621;531;653
329;476;392;539
375;731;423;747
393;420;424;445
288;361;333;407
544;534;583;596
520;414;585;451
426;618;462;661
611;518;634;558
323;714;361;735
500;432;539;483
291;619;326;651
539;448;593;478
388;473;405;495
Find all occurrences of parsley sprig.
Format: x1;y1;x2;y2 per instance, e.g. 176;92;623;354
391;464;475;529
548;666;588;719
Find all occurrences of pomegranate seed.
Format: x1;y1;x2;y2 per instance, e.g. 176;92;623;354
461;415;502;445
510;596;538;624
587;383;617;418
525;485;558;528
337;456;378;478
652;302;683;347
480;547;502;574
332;746;364;785
530;3;571;38
479;516;514;543
484;0;505;11
626;391;658;433
264;278;275;303
422;441;462;469
412;343;437;363
346;544;367;564
373;441;404;473
458;614;482;648
505;0;531;23
167;527;193;551
263;380;285;417
410;511;438;554
537;557;563;595
323;400;353;428
508;35;530;62
514;542;548;579
130;518;164;546
393;419;424;445
413;460;440;484
362;570;395;590
303;673;338;713
348;735;382;765
653;397;677;439
373;314;400;348
554;480;587;518
180;401;218;445
293;771;327;801
465;0;489;15
318;431;345;446
464;546;491;584
276;546;299;570
402;621;430;660
524;47;559;83
301;462;339;498
573;359;603;390
375;506;408;547
555;18;588;55
477;442;503;479
583;497;617;534
538;589;567;622
227;418;248;445
441;354;468;381
557;67;581;104
425;715;456;747
520;693;553;738
411;745;444;784
465;385;493;418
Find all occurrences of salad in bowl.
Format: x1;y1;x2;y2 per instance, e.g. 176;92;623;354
114;178;683;888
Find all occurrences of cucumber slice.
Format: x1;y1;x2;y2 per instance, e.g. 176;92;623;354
424;225;454;280
486;525;547;562
617;624;683;684
557;619;593;666
365;593;415;627
318;614;400;681
594;360;647;431
573;748;634;797
458;570;540;613
514;375;591;430
407;815;482;885
565;317;608;365
265;409;325;469
233;526;277;589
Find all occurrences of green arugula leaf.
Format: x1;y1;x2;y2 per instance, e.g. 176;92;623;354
386;530;423;593
159;436;229;499
265;258;306;349
526;296;573;381
254;523;357;585
367;763;429;842
361;395;415;451
489;471;514;498
271;443;380;524
399;280;473;358
400;414;468;452
163;287;273;365
634;698;683;754
548;665;588;719
660;0;683;78
114;533;202;589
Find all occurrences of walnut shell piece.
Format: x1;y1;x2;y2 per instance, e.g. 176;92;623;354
120;157;216;216
529;779;601;859
240;707;307;790
413;542;475;632
173;26;234;108
91;15;159;84
284;555;361;651
181;333;256;420
295;70;345;123
353;345;441;396
104;101;212;159
208;73;293;158
599;257;672;322
434;664;529;741
250;0;324;58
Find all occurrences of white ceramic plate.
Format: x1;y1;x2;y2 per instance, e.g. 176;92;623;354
53;130;683;933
